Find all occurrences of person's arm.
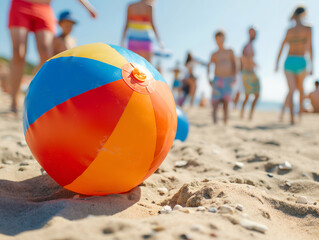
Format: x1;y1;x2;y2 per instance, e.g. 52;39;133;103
78;0;97;18
306;92;311;99
52;37;61;55
121;6;130;47
192;57;206;66
308;27;313;75
230;50;237;75
52;37;57;55
275;32;288;72
230;50;237;84
207;54;214;83
149;5;163;49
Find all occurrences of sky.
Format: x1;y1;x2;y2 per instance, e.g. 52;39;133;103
0;0;318;103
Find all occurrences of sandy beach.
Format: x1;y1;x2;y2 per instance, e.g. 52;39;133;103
0;91;319;240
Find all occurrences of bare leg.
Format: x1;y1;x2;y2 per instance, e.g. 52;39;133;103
233;92;240;108
223;100;229;124
284;72;296;124
177;94;185;106
280;94;289;121
177;90;188;107
1;74;10;93
295;71;306;120
172;88;177;100
249;92;259;120
177;87;182;99
240;94;249;119
9;28;29;112
212;101;219;124
34;30;54;73
189;78;196;107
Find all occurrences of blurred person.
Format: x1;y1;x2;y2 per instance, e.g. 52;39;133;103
8;0;97;113
306;81;319;113
171;61;181;99
276;6;313;124
121;0;163;62
232;57;243;108
199;93;208;107
177;52;205;107
177;78;190;107
207;31;236;124
240;26;260;120
53;10;77;55
0;60;9;93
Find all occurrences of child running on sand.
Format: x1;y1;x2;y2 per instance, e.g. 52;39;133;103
207;31;236;124
53;11;77;55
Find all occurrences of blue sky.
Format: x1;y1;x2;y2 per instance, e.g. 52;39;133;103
0;0;318;103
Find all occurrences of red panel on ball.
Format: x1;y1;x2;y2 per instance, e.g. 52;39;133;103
25;80;133;186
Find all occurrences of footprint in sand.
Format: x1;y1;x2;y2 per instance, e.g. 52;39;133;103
262;140;281;146
246;154;270;163
265;196;319;218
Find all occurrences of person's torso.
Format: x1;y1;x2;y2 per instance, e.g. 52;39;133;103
214;49;235;77
241;42;255;71
186;60;196;74
127;3;153;32
286;25;310;56
54;35;76;55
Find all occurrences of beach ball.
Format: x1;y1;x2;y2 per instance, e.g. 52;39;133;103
175;106;189;142
23;43;177;195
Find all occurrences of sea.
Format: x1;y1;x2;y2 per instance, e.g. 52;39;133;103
183;96;308;113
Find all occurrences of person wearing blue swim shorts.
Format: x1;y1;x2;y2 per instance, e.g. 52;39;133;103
208;30;236;124
276;6;313;124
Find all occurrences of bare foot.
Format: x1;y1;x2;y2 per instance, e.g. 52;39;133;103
10;105;18;115
298;112;302;123
279;113;284;122
240;110;244;119
11;98;18;114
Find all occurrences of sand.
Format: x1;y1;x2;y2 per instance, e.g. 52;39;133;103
0;91;319;240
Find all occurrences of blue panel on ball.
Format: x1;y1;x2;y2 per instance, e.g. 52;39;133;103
23;56;122;134
175;106;189;142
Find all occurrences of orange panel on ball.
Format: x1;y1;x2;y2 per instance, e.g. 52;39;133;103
64;92;157;195
143;81;177;180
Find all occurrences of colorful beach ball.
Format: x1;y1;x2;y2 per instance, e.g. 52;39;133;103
175;106;189;142
23;43;177;196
